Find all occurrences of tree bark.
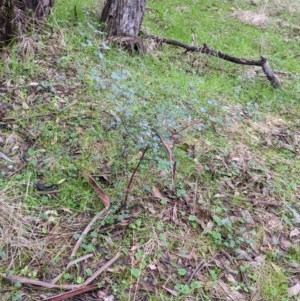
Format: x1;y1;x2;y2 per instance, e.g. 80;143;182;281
24;0;54;18
100;0;147;37
0;0;14;44
0;0;54;45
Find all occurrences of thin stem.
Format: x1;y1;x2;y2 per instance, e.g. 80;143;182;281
124;146;150;203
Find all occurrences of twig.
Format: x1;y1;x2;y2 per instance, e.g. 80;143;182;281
9;165;26;177
0;152;14;163
244;199;282;207
156;133;176;192
51;253;94;284
84;252;121;285
42;284;97;301
175;119;204;134
3;275;82;290
187;255;217;283
192;180;198;214
3;252;121;292
144;33;280;89
220;249;234;265
124;146;150;203
71;208;109;257
187;259;205;283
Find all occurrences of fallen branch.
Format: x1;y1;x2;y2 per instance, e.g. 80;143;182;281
144;33;280;89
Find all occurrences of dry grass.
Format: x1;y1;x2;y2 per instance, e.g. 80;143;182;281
0;188;87;281
232;9;268;27
261;0;300;13
16;36;42;58
0;192;46;269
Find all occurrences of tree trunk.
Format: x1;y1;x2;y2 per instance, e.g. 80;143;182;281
0;0;14;44
0;0;54;45
100;0;147;38
24;0;54;18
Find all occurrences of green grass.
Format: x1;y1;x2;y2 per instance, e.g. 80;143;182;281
259;261;289;301
1;0;300;300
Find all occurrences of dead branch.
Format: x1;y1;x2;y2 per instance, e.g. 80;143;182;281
144;33;280;89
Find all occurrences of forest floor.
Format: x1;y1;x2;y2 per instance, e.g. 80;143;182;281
1;0;300;300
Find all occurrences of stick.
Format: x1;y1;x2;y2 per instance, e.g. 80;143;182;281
71;208;109;257
124;146;150;203
84;251;121;285
3;252;121;291
42;284;97;301
3;275;82;290
144;33;280;89
187;255;217;283
51;253;94;284
156;133;176;191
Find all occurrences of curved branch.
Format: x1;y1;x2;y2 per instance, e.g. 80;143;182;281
144;33;280;88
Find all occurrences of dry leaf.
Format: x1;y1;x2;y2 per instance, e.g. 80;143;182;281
225;273;237;283
218;279;245;300
288;283;300;297
254;255;266;264
163;286;178;296
83;172;110;208
147;264;157;270
284;260;300;273
290;228;300;238
280;238;292;250
22;102;29;110
202;220;214;234
29;82;39;86
236;249;252;261
97;290;108;299
152;186;169;202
